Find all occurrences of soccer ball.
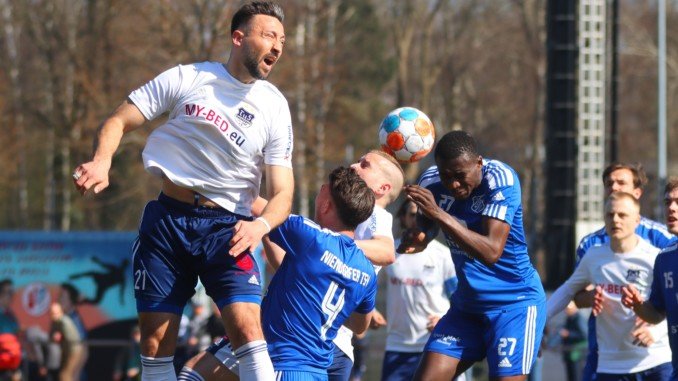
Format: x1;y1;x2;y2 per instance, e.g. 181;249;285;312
378;107;435;163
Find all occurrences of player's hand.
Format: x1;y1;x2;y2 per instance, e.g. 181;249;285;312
621;284;644;309
403;185;442;221
592;285;605;316
426;314;441;332
573;286;596;308
559;328;570;338
397;228;428;254
229;219;269;256
370;310;387;329
632;318;655;347
72;159;112;195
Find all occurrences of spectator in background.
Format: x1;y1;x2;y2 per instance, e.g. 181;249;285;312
0;280;18;335
113;326;141;381
0;279;21;381
49;302;83;381
380;200;459;381
58;283;87;380
559;302;587;381
21;326;60;381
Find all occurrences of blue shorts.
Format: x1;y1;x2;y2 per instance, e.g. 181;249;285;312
133;193;262;314
381;351;422;381
327;345;353;381
274;370;328;381
596;361;673;381
424;302;546;377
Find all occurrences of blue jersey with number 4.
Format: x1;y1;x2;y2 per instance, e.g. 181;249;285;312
262;215;377;372
418;160;544;313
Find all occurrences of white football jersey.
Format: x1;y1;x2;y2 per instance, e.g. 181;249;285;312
385;239;455;352
547;237;671;374
333;205;393;361
129;62;293;216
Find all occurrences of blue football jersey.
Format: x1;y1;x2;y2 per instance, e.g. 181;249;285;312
418;160;544;313
262;215;378;372
649;244;678;377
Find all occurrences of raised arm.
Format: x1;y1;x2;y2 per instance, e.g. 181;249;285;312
404;184;509;266
73;100;146;195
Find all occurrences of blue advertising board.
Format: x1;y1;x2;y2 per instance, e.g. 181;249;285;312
0;231;137;332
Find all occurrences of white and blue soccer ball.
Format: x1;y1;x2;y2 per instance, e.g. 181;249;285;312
378;107;435;163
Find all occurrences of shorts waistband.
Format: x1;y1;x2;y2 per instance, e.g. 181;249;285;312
158;192;249;219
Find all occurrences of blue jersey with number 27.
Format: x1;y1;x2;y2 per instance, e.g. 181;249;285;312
262;214;377;372
418;160;544;313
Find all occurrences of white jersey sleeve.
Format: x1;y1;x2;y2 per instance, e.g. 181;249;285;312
547;254;592;319
129;64;194;121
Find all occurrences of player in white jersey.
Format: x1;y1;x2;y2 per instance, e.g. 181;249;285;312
380;200;459;381
547;192;672;380
573;163;676;381
72;3;292;380
622;178;678;380
330;150;404;381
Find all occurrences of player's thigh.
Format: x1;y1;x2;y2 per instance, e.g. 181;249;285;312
412;351;466;381
484;302;546;379
184;350;239;381
138;311;181;357
381;351;421;381
133;200;197;314
220;302;264;349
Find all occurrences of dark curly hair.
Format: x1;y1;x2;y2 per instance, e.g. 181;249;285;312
434;130;479;162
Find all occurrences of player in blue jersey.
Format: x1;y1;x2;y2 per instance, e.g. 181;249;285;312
177;166;378;381
399;130;546;380
622;178;678;380
574;163;676;381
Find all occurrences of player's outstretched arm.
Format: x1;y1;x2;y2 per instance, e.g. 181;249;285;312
404;184;509;266
229;165;294;256
344;310;374;336
621;285;666;324
73;100;146;195
356;236;395;266
546;284;577;320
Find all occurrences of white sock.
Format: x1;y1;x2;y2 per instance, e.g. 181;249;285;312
234;340;274;381
177;366;206;381
141;355;177;381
